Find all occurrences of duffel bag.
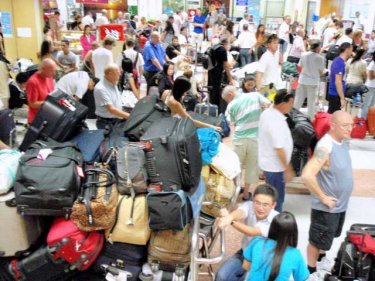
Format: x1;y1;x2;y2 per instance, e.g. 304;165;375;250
345;83;368;99
286;108;316;149
47;217;104;271
141;117;202;192
201;166;236;218
106;194;151;245
116;143;148;195
351;117;368;139
146;189;189;231
71;164;118;232
312;111;331;140
196;128;221;165
70;129;105;163
14;140;83;217
92;241;146;281
123;95;170;142
281;61;298;76
0;149;22;195
210;143;241;180
148;223;192;272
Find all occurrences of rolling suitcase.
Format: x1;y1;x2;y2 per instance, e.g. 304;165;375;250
194;101;218;117
9;246;78;281
351;117;368;139
0;109;16;147
19;90;88;152
92;241;147;281
141;117;202;192
0;192;44;258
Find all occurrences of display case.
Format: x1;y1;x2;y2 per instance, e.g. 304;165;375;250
60;30;83;56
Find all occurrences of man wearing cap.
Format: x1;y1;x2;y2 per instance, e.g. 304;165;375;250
294;40;325;120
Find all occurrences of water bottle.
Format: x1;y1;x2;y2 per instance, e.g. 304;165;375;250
353;93;361;104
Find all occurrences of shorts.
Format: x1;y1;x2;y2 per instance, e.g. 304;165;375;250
233;138;258;185
279;40;288;54
309;209;346;251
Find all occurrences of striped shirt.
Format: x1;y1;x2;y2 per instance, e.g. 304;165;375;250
225;92;269;140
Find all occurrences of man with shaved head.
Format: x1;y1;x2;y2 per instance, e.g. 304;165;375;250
302;111;354;280
26;58;57;124
143;31;170;94
94;63;129;129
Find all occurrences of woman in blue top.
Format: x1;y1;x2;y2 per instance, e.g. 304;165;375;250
243;212;309;281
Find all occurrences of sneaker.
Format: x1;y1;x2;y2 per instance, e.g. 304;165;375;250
307;271;324;281
317;257;334;273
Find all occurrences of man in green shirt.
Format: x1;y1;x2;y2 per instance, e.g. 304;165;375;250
222;85;270;200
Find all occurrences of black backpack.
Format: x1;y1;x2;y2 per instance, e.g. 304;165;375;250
326;45;340;61
202;44;221;70
286;108;316;149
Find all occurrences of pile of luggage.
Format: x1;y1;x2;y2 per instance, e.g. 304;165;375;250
0;90;240;281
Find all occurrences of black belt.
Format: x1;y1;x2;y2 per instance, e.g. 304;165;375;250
97;116;118;122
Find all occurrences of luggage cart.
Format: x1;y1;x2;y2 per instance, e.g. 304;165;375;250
190;174;242;281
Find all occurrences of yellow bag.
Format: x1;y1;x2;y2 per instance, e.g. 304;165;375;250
105;194;151;245
201;166;236;217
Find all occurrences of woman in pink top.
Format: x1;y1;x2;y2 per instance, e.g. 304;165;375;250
80;25;96;59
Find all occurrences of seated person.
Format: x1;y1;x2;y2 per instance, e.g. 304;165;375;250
166;36;186;60
215;184;279;281
161;76;221;131
56;71;96;100
243;212;309;281
8;72;29;117
150;61;175;97
56;39;78;74
94;64;129;129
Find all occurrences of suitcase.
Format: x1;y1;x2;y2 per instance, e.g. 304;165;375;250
189;111;230;138
147;223;192;273
0;109;16;147
9;246;78;281
351;117;368;139
312;111;332;140
0;149;22;195
183;93;198;112
141;117;202;192
194;101;218;117
92;241;147;281
368;106;375;136
70;129;105;163
0;192;44;257
140;263;188;281
14;140;83;217
19;90;88;152
47;218;104;271
286;108;316;149
123;95;171;142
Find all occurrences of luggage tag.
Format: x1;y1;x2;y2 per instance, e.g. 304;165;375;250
59;98;77;111
76;165;85;178
37;148;53;160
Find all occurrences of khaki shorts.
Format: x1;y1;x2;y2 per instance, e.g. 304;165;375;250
233;138;258;185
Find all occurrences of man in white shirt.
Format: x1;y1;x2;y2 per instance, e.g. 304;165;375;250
288;28;306;63
215;184;279;281
278;15;291;63
352;11;363;30
92;35;116;80
322;23;337;49
238;13;250;34
256;34;280;94
336;28;353;46
81;12;94;30
173;11;182;36
367;30;375;55
95;9;109;29
294;40;325;120
258;89;295;212
57;71;95;100
116;38;144;78
178;26;189;55
235;24;256;66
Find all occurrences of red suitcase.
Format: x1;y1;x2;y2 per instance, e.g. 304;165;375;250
368;106;375;136
312;112;332;140
47;217;104;271
351;117;367;139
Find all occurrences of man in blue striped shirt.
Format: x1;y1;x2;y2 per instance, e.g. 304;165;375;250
222;85;270;200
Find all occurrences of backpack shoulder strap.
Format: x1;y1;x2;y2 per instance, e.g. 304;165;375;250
134;52;139;67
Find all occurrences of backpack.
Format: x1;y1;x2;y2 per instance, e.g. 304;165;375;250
202;44;221;71
326;45;340;61
121;52;140;89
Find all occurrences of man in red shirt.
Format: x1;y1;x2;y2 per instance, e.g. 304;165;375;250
26;58;56;124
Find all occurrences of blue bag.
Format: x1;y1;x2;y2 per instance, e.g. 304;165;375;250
187;177;206;219
70;129;105;162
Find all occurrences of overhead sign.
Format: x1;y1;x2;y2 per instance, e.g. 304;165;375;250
236;0;248;6
0;12;13;38
100;25;125;41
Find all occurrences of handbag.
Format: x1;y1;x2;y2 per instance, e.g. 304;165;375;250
201;165;236;217
121;90;138;109
210;143;241;180
105;194;151;245
71;164;118;232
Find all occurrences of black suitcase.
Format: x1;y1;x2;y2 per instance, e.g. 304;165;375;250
92;242;146;281
14;140;83;217
141;117;201;192
286;108;316;149
8;246;78;281
0;109;16;147
19;90;88;152
123;95;170;142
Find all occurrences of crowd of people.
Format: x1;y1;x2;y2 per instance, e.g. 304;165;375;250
1;2;375;280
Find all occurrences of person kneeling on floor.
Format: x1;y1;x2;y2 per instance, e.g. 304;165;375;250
215;184;279;281
94;63;130;129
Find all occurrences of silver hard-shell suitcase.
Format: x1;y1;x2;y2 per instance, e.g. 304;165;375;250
0;191;43;257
